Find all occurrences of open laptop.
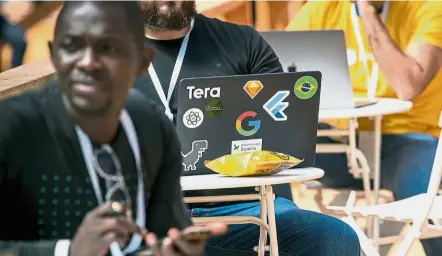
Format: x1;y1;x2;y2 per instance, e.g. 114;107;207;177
260;30;377;109
176;71;322;176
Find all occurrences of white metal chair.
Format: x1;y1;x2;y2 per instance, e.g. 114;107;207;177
300;118;377;237
316;118;373;206
327;111;442;256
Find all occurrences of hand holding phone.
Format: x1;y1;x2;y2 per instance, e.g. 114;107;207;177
138;222;227;256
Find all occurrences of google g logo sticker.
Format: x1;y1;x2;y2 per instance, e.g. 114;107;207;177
236;111;261;136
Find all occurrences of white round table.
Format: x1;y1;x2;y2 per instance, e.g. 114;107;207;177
181;168;324;256
181;167;324;191
319;98;412;120
317;97;412;249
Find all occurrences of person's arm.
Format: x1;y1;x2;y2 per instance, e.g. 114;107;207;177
0;99;69;256
243;26;283;74
358;1;442;101
145;105;192;237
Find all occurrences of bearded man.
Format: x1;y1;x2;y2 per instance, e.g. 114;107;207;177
133;1;361;255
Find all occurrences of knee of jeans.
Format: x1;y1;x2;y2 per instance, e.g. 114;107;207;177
318;217;360;255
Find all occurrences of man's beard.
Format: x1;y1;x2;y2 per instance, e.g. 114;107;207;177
140;1;197;31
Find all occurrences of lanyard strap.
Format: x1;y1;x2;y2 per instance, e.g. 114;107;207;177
75;109;145;255
350;2;390;99
148;18;195;121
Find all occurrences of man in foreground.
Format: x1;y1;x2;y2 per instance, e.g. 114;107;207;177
134;1;360;255
287;1;442;255
0;1;226;256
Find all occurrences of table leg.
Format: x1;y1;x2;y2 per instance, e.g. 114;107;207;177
258;186;268;256
265;185;279;256
373;115;383;252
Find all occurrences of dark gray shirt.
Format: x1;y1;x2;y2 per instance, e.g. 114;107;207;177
0;83;191;255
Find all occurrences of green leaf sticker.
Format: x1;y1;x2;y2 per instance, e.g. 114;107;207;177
205;99;224;117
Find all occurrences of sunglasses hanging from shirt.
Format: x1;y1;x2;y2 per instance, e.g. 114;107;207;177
148;18;195;121
76;109;145;256
350;1;390;99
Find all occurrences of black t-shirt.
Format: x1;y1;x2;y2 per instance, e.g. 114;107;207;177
0;83;191;255
133;14;289;205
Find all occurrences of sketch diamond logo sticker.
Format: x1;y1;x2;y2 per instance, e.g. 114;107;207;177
243;80;264;99
263;91;290;121
181;140;208;171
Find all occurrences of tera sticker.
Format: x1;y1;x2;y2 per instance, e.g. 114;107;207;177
243;80;263;99
187;86;220;99
182;140;208;171
205;99;223;117
231;139;262;154
183;108;204;128
263;91;290;121
294;76;318;100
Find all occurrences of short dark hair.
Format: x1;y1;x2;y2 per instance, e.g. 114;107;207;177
54;1;145;51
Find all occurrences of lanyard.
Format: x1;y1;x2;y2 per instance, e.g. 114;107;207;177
148;18;195;121
350;2;390;99
75;109;145;255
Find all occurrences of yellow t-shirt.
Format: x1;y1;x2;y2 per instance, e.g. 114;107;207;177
286;1;442;137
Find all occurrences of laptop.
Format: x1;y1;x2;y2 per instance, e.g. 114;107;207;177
176;71;322;176
260;30;377;109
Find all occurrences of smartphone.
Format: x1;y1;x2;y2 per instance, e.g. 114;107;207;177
179;230;212;242
130;230;212;255
354;100;378;108
132;248;154;256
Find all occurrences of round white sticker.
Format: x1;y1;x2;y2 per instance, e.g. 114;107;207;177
183;108;204;128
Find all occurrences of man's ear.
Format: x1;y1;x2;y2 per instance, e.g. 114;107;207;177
138;47;154;76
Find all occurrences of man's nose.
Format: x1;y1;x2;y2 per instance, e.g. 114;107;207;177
78;47;101;71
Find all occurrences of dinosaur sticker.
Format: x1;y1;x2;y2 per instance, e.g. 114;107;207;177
181;140;208;171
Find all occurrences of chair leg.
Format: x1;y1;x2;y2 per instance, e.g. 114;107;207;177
265;185;279;256
313;188;331;214
290;182;302;203
342;192;380;256
257;187;268;256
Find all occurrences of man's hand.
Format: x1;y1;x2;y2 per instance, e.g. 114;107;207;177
70;202;138;256
145;223;227;256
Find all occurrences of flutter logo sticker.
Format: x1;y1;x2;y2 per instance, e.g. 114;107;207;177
231;139;262;154
183;108;204;128
263;91;289;121
181;140;208;171
205;99;223;117
236;111;261;137
243;80;264;99
294;76;318;100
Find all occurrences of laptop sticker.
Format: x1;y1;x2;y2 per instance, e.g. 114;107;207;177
181;140;208;171
294;76;318;100
205;99;223;117
231;139;262;154
243;80;264;99
263;91;290;121
187;86;220;99
236;111;261;136
183;108;204;128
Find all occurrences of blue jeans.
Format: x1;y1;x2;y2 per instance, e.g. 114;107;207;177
0;15;27;68
191;198;360;256
315;130;440;256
